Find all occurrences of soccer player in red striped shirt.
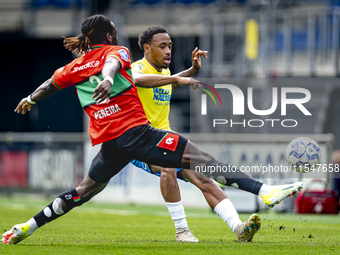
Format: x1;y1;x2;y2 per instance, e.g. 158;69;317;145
2;15;302;245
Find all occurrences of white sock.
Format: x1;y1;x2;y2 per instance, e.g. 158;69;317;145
258;184;273;196
214;199;242;234
26;218;38;236
166;200;188;230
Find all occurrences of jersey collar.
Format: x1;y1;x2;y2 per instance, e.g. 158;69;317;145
91;44;106;50
143;58;167;74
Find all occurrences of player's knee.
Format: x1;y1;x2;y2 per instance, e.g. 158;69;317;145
88;152;122;183
191;174;215;191
198;176;215;186
160;168;177;177
183;141;214;164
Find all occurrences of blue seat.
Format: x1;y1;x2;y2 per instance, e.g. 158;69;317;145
131;0;218;4
27;0;84;9
130;0;163;5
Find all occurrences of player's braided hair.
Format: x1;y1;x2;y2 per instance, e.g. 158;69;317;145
138;26;168;51
62;15;114;56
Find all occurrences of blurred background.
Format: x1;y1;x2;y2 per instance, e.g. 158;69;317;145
1;0;340;213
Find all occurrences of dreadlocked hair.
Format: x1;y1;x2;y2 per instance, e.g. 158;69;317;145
62;29;94;56
62;15;114;56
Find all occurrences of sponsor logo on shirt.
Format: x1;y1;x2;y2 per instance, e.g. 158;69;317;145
119;49;128;61
72;60;100;73
94;104;121;119
153;88;171;101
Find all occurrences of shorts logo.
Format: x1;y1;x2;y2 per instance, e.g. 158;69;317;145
157;133;179;152
165;138;174;145
119;49;128;61
141;162;148;170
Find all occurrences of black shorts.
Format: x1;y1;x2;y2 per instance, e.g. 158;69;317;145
88;124;188;183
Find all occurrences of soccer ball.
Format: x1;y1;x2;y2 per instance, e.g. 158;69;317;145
285;137;321;173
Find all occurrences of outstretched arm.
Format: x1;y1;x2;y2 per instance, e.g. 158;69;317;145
14;79;59;114
133;72;189;88
92;57;121;104
133;72;200;90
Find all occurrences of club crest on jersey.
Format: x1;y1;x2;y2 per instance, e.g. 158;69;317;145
156;133;179;152
119;49;128;61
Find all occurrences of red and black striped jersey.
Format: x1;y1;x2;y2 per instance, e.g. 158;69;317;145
51;44;148;145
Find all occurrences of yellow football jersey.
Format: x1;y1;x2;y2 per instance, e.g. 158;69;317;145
131;58;172;130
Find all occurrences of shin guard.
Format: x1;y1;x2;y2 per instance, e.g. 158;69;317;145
33;188;83;227
205;159;263;195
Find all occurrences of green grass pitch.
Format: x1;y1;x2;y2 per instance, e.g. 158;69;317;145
0;195;339;255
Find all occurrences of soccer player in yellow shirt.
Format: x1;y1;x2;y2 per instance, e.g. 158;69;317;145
129;26;302;243
130;26;259;242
